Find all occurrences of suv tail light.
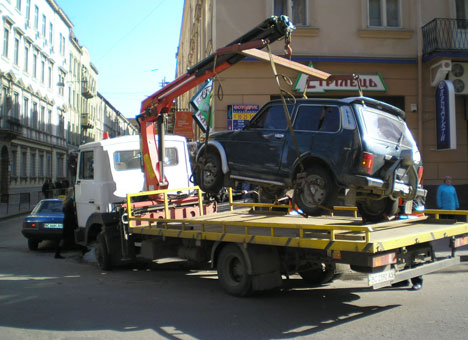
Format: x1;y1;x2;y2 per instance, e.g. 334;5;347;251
417;166;424;183
361;152;374;174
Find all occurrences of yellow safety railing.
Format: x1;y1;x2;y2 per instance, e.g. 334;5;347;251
422;209;468;222
126;186;204;221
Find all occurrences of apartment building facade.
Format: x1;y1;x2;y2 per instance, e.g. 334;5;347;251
0;0;137;197
177;0;468;205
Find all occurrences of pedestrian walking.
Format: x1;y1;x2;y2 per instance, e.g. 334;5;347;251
436;176;459;217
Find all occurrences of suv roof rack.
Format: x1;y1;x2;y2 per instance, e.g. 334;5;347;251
343;96;405;120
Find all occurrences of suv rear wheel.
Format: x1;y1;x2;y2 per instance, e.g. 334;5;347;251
357;197;398;223
294;166;337;216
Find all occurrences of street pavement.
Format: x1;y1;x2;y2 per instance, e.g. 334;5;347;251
1;214;468;340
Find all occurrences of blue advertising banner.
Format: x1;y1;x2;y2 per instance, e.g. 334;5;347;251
227;105;260;130
436;80;456;150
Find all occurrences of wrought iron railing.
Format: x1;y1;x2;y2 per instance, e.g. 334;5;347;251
422;18;468;55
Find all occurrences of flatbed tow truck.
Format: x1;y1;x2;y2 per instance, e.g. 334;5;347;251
92;16;468;296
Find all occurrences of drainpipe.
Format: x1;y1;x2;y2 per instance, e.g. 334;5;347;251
417;0;423;148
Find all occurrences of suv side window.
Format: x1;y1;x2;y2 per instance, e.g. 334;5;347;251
294;105;340;132
250;104;289;130
79;151;94;180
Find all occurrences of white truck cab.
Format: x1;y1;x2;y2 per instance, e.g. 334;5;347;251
74;134;192;245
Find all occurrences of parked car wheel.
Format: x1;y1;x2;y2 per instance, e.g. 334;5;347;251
197;151;224;194
294;167;337;216
28;239;39;251
357;197;398;223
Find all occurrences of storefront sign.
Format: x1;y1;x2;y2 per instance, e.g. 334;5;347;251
294;63;387;93
190;80;213;132
173;111;194;139
227;105;260;130
436;80;456;150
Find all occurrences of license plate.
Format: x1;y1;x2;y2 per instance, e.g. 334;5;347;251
44;223;63;229
368;269;395;286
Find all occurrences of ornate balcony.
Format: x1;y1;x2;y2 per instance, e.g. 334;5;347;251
422;18;468;56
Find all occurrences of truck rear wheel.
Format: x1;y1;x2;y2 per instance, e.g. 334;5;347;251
217;244;252;297
96;233;112;270
357;197;398;223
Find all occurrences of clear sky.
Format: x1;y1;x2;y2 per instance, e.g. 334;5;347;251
55;0;184;119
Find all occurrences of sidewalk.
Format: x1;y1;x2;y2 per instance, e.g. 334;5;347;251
0;203;33;221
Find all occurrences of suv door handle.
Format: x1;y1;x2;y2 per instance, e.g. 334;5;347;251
88;200;95;204
274;133;284;139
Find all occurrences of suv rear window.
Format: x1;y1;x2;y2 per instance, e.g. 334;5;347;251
356;106;415;148
294;105;340;132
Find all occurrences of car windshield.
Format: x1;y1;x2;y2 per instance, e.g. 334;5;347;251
356;105;416;149
33;201;63;214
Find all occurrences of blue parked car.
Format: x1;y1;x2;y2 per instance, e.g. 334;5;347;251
22;199;64;250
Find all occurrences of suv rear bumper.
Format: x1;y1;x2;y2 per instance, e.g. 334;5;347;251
350;175;427;199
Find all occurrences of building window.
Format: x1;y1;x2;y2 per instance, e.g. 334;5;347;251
49;23;53;46
48;65;52;88
32;102;38;129
23;97;28;125
57;154;64;178
21;151;27;177
38;153;44;177
14;37;19;65
11;149;17;178
30;151;36;178
26;0;31;24
24;45;29;72
41;60;45;83
3;28;9;58
42;14;46;38
40;106;45;130
46;153;51;177
32;53;37;78
34;5;39;30
48;109;52;133
368;0;401;28
273;0;307;26
13;92;19;119
16;0;22;11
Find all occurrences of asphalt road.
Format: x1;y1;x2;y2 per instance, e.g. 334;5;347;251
1;214;468;340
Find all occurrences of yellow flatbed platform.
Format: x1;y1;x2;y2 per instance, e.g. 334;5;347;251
128;206;468;254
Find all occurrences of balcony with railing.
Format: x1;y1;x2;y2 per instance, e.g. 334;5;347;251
422;18;468;57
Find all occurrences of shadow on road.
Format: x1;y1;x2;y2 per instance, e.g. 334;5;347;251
0;248;400;339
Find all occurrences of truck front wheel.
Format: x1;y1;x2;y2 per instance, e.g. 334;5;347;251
217;244;252;297
96;233;111;270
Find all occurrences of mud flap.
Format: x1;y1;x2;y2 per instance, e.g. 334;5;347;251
246;245;283;291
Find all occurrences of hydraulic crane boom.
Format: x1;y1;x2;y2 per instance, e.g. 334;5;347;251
137;16;329;192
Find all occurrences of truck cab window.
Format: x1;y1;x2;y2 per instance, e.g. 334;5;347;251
79;151;94;180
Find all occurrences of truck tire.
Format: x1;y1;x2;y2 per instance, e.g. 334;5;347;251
294;166;337;216
96;233;112;270
196;151;224;194
217;244;253;297
299;262;336;285
28;239;39;251
357;197;398;223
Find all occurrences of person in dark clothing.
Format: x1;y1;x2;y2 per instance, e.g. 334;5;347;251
42;179;52;198
55;188;77;259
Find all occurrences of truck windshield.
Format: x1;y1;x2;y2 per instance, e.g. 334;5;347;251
356;105;416;149
113;150;141;171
